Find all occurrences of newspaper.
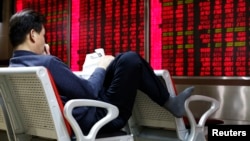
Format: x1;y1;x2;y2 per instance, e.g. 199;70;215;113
82;48;105;76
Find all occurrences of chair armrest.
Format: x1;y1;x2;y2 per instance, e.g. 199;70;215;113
185;95;220;127
184;95;220;141
63;99;119;141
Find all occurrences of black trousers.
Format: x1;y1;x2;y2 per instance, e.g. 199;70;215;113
96;51;170;133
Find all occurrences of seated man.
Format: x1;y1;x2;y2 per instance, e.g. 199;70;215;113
8;9;194;134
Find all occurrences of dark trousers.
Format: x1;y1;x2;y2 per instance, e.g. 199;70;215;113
96;51;170;133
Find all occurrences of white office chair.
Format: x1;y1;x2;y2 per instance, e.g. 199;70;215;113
129;70;220;141
0;66;133;141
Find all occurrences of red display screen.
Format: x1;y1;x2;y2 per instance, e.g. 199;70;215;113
150;0;250;76
15;0;145;71
71;0;145;70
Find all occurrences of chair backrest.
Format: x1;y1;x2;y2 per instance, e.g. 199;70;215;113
0;66;71;141
130;70;220;141
132;70;188;139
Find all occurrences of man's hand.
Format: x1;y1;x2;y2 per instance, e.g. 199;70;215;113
98;55;114;70
43;44;50;55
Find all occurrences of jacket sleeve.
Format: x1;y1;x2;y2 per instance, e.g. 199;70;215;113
47;57;106;100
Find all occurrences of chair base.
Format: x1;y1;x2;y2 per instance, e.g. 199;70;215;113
133;127;181;141
96;134;134;141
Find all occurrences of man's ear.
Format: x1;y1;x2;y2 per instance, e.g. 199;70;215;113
29;29;36;42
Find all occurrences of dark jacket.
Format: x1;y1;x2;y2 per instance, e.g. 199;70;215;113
9;50;106;130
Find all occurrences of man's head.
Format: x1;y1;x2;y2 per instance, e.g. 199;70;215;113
9;9;46;54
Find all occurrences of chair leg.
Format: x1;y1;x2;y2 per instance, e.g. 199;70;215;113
0;96;16;141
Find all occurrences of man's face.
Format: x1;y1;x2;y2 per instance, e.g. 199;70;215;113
33;26;46;54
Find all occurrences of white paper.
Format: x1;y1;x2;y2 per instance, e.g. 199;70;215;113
82;48;105;76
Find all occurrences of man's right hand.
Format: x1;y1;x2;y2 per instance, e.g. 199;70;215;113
43;44;50;55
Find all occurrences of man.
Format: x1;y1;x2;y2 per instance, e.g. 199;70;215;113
8;9;194;134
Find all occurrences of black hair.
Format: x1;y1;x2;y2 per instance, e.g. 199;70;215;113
9;9;46;48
